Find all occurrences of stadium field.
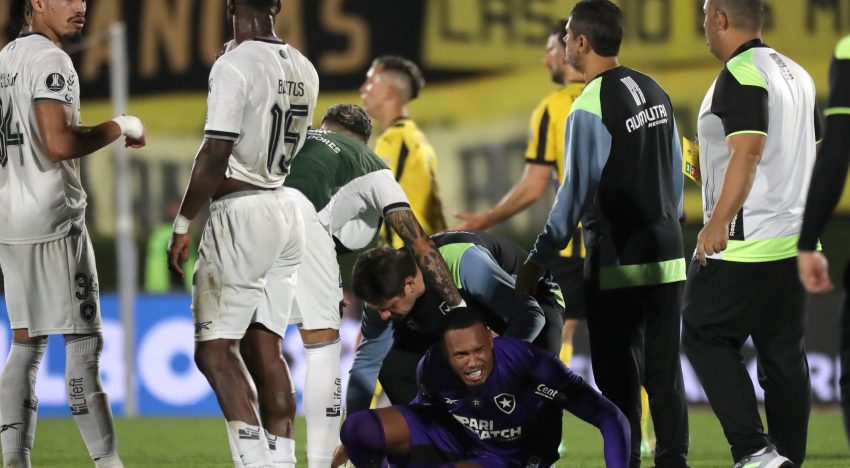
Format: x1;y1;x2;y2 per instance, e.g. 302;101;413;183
27;407;848;467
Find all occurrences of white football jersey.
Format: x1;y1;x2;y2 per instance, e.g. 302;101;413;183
0;33;84;244
204;39;319;188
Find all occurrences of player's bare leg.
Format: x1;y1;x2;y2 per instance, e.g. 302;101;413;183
299;327;343;468
195;338;271;466
0;329;46;468
241;324;297;467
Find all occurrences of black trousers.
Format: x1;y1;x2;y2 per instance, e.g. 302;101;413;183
840;260;850;446
378;347;422;406
682;258;811;466
548;256;587;319
586;281;689;468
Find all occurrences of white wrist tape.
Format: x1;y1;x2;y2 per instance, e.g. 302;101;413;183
173;214;192;235
112;115;144;139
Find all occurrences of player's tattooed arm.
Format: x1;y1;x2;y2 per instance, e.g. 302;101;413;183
386;209;463;307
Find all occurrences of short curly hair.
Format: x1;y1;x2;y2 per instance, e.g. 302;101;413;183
321;103;373;143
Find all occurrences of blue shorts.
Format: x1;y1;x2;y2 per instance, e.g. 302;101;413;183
389;404;521;468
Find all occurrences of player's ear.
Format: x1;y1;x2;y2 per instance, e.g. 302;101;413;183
577;34;591;56
272;0;282;15
404;275;417;294
717;9;730;31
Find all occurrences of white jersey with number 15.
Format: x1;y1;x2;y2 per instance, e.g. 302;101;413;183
204;39;319;188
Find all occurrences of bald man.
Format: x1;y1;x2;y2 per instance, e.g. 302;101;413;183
683;1;820;466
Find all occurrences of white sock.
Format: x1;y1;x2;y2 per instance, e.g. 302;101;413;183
0;342;45;468
226;421;272;468
303;338;342;466
226;423;246;467
65;336;122;466
266;431;295;467
93;453;124;468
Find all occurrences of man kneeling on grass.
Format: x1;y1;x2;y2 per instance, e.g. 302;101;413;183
337;307;630;467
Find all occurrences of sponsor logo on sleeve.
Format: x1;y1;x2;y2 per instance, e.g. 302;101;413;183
534;384;561;401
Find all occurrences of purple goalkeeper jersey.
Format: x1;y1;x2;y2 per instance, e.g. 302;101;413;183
414;337;630;466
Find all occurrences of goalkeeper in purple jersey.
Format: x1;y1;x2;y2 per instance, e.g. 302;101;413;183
338;307;629;467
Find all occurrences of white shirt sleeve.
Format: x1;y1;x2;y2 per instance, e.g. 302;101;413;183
370;169;411;216
204;59;247;141
31;50;76;106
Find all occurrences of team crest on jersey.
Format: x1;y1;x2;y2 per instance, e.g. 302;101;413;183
46;73;66;93
79;302;96;323
494;393;516;414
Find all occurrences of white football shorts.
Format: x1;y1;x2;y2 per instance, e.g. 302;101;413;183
270;188;342;331
0;225;101;336
192;190;304;341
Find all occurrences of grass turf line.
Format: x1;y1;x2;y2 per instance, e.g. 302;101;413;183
27;408;849;467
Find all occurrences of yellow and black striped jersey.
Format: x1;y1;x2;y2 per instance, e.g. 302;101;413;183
524;82;586;258
374;118;447;247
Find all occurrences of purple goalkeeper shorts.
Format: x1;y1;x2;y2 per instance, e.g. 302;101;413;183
388;404;521;468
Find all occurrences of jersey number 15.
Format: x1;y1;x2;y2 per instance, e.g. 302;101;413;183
267;103;309;175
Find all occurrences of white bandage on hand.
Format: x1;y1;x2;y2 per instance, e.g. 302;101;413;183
112;115;144;139
173;214;191;235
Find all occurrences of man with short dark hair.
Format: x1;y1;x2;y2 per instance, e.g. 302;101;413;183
338;307;630;467
0;1;146;467
347;231;565;415
516;1;688;466
277;103;462;466
360;55;447;248
684;0;819;466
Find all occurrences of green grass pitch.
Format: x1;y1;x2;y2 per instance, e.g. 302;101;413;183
26;408;849;467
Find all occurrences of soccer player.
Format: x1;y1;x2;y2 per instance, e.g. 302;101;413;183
276;103;463;467
0;1;145;467
798;34;850;445
515;2;689;467
359;55;447;248
339;307;630;467
166;0;318;466
683;1;819;466
347;231;565;414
